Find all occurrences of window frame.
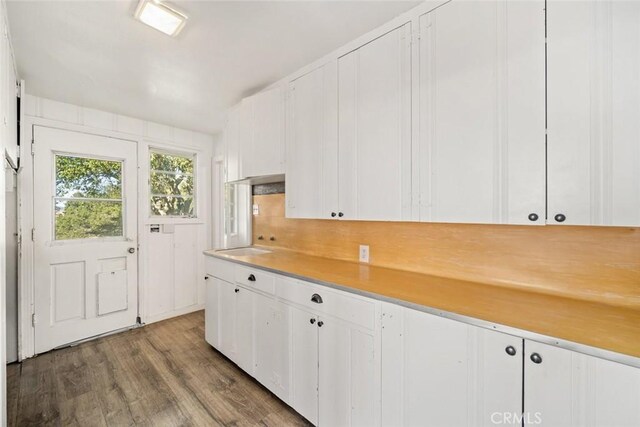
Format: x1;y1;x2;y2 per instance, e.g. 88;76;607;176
51;151;127;243
148;147;198;219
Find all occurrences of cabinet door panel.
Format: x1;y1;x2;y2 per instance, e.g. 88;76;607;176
255;294;290;403
381;304;522;426
217;279;237;360
419;0;545;224
290;306;319;425
338;23;412;221
525;341;640;427
547;1;640;226
250;86;285;177
205;277;219;347
319;318;376;427
235;286;254;373
286;61;338;219
224;106;241;182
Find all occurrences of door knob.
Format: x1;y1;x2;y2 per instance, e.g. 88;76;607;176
248;274;256;282
530;353;543;364
554;213;566;223
128;247;136;254
331;212;337;218
338;212;344;218
528;213;539;222
234;288;240;293
505;346;517;356
317;321;324;327
310;318;316;324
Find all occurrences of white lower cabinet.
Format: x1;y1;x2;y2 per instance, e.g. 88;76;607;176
381;303;523;427
524;341;640;427
206;259;640;427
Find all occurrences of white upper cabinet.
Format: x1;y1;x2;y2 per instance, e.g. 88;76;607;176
241;86;286;178
525;341;640;426
224;105;241;183
547;1;640;226
338;23;413;221
286;61;339;219
417;0;546;224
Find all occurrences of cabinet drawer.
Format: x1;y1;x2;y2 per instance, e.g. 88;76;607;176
276;277;375;330
235;265;276;295
205;256;235;282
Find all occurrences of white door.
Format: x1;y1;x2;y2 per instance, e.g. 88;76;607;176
318;316;376;427
547;0;640;226
33;126;138;353
338;23;412;221
290;305;319;425
285;60;339;220
381;304;523;427
524;341;640;426
418;0;546;224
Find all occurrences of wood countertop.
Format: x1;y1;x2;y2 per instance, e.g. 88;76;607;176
204;247;640;363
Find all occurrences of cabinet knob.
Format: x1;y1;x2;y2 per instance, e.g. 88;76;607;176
311;293;323;304
128;247;136;254
528;213;539;222
310;318;316;325
269;236;276;241
554;213;566;223
505;346;517;356
331;212;337;218
530;353;543;364
234;288;240;293
338;212;344;218
317;321;324;327
248;274;256;282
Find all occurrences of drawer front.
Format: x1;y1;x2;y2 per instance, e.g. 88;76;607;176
276;277;375;330
235;265;276;295
205;256;235;282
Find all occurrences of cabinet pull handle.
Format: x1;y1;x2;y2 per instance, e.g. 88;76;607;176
310;318;316;324
248;274;256;282
317;321;324;327
530;353;543;364
528;213;539;222
505;346;517;356
311;293;323;304
234;288;240;293
554;213;566;223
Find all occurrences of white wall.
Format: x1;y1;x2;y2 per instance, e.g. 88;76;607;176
19;94;221;359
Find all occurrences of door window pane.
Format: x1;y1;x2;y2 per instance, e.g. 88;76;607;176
150;149;196;217
54;155;125;240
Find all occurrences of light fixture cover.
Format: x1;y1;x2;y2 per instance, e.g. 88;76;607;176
134;0;187;37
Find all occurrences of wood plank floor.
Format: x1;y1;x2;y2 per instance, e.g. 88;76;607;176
6;311;311;427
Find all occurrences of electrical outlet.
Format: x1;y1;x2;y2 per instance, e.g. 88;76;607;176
359;245;370;263
252;204;260;215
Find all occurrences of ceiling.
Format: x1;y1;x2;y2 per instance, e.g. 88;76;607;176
7;0;420;135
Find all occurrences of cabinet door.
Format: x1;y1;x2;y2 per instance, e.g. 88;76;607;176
217;279;237;360
204;277;219;347
547;1;640;226
286;61;339;219
418;0;545;224
318;317;377;427
338;23;412;221
244;86;285;178
224;106;241;182
238;98;254;180
235;286;254;373
290;305;319;425
254;293;290;403
525;341;640;427
381;304;523;427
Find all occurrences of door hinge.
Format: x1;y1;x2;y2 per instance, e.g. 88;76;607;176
31;313;37;326
31;228;35;241
31;138;35;156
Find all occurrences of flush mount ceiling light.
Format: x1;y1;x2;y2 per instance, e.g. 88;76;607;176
134;0;187;37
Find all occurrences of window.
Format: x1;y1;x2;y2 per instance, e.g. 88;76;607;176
224;183;238;235
54;154;124;240
150;149;196;217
